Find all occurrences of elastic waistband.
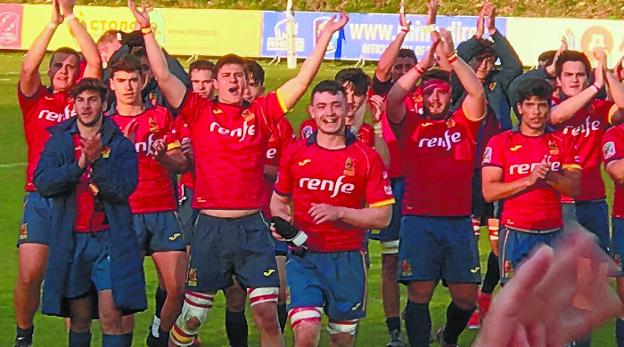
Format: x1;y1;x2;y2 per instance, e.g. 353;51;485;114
198;211;264;226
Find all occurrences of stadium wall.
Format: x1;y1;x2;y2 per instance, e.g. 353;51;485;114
0;3;623;67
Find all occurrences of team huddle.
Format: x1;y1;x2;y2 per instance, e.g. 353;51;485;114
11;0;624;346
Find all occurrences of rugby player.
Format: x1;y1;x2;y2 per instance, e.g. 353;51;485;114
386;30;487;347
34;78;146;346
602;120;624;346
14;0;101;345
270;79;394;347
129;1;348;345
106;54;187;346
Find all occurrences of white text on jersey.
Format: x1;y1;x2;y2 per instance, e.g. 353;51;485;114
210;121;256;142
299;175;355;198
562;116;600;138
418;130;461;151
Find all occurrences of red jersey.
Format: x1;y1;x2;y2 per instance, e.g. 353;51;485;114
261;117;295;217
18;86;74;192
401;107;481;216
172;117;195;191
483;130;581;230
275;133;395;252
552;97;617;201
298;118;375;147
72;134;108;233
602;125;624;217
110;105;180;213
179;91;287;210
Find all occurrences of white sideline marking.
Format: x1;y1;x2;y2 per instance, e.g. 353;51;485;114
0;162;26;168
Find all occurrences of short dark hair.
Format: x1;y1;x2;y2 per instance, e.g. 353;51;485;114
246;60;265;86
50;47;80;67
398;48;418;64
189;59;215;75
538;50;557;66
215;54;248;75
110;54;142;77
470;40;496;61
310;80;346;102
334;68;371;96
69;77;108;102
555;50;591;77
515;78;553;104
421;69;451;83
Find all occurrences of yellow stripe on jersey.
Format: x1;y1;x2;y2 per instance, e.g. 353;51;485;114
275;90;289;113
563;164;582;170
369;198;396;208
608;104;619;125
167;141;181;151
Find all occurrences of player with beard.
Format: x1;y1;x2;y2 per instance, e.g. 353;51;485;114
386;31;487;347
129;1;348;345
14;0;101;345
270;80;394;347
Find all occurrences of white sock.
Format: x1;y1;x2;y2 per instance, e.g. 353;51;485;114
151;316;161;338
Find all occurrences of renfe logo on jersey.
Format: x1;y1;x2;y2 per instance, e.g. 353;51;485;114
210;121;256;142
37;104;74;123
135;133;159;155
299;175;355;198
509;156;561;175
562;116;601;138
418;130;462;151
266;147;277;159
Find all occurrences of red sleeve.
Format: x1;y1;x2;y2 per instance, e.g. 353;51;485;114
358;124;375;148
162;109;181;150
17;85;46;116
177;90;206;126
594;99;617;125
256;91;288;121
603;127;624;165
561;136;582;169
482;134;505;168
365;147;396;208
278;118;295;148
274;142;296;196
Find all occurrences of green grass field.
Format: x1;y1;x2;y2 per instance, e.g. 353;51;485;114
0;51;618;346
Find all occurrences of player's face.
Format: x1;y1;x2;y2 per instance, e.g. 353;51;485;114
558;61;589;97
110;70;145;106
214;64;247;105
392;56;416;82
138;56;154;85
423;87;452;119
97;40;121;64
309;91;347;135
74;90;104;128
244;77;265;103
48;53;80;93
343;85;366;126
190;69;214;99
518;96;550;131
469;55;495;81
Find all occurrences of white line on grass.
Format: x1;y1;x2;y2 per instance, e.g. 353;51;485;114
0;162;26;168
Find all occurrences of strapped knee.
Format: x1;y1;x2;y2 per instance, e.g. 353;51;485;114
170;291;214;346
288;307;322;330
247;287;279;307
327;319;359;335
381;240;399;255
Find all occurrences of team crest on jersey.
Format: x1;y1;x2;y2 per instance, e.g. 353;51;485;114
548;140;559;155
344;157;356;176
149;117;159;133
101;146;111;159
604;141;616;160
445;118;456;129
483;147;492;164
19;223;28;240
187;268;198;287
242;110;255;123
488;81;497;91
401;260;412;276
302;125;314;139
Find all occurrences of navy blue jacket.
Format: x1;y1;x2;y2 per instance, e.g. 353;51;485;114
34;116;146;317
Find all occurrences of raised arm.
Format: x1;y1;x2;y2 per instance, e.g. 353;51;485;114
19;0;64;96
550;62;604;125
595;50;624;124
370;95;391;168
276;12;349;110
59;0;101;79
436;29;486;121
374;3;412;83
128;0;186;108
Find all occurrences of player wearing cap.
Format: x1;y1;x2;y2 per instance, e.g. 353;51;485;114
270;80;394;347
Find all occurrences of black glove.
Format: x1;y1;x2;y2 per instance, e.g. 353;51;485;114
269;216;308;247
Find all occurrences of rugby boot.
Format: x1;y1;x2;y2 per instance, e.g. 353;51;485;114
386;329;404;347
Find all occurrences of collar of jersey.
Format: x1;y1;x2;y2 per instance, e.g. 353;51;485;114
306;129;357;147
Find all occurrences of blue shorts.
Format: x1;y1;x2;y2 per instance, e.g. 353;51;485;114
287;251;367;321
612;218;624;274
369;178;403;252
186;213;279;293
17;192;54;246
178;186;198;246
274;240;288;257
65;231;113;298
398;216;481;284
133;211;186;253
562;200;610;252
499;226;561;284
